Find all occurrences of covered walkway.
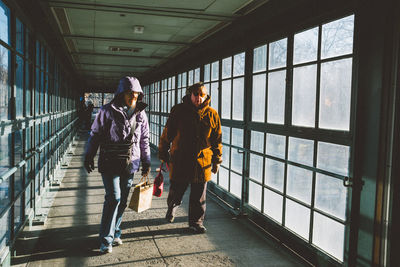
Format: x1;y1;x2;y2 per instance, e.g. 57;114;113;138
11;132;307;267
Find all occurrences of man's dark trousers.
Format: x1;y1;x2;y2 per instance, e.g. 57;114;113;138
167;181;207;226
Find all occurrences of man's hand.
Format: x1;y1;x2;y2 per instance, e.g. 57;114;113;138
84;158;95;173
211;163;220;174
141;162;151;176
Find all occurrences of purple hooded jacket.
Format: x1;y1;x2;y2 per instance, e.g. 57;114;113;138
85;77;151;174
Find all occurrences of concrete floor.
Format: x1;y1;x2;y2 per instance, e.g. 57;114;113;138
11;133;309;267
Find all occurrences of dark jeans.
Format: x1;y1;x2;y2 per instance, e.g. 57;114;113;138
167;181;207;226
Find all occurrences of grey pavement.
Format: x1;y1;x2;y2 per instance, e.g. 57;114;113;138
11;133;309;267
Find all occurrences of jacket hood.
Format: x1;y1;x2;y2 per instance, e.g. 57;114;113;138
115;76;144;99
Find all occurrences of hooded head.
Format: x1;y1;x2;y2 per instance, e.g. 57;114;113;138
115;76;144;100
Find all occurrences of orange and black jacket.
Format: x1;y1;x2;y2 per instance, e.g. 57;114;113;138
158;95;222;183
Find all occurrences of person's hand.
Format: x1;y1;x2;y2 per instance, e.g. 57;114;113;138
211;163;220;174
84;158;95;173
141;162;151;176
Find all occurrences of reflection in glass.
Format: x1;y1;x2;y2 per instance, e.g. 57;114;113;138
14;130;23;196
249;154;263;183
265;158;284;192
222;146;230;168
253;45;267;72
231;128;243;147
231;149;243;173
266;133;286;159
315;174;347;220
313;212;345;261
285;199;310;240
288;137;314;166
208;82;216;111
252;74;266;122
211;61;219;81
251;131;264;153
222;57;232;79
317;142;349;176
233;52;245;76
0;45;9;120
0;134;11;211
321;15;354;59
219;167;229;190
16;55;24;118
230;172;242;199
0;1;9;44
221;80;231;119
292;64;317;127
269;38;287;69
0;210;10;248
264;188;283;223
319;58;352;131
294;27;318;64
204;64;210;82
267;70;286;124
287;165;312;204
249;181;262;211
232;78;244;120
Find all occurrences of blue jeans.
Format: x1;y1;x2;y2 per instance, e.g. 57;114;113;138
99;173;133;246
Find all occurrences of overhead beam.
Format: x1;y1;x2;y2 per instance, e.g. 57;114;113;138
63;34;190;46
44;0;238;21
78;69;147;74
77;62;153;68
71;51;168;60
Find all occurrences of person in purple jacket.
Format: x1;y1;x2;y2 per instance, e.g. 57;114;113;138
84;76;151;254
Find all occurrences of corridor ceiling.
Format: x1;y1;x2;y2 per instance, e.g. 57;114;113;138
40;0;269;91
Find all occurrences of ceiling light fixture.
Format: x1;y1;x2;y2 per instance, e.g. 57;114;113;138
133;25;144;34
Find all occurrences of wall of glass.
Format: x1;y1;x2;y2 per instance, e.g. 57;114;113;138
0;0;79;262
143;14;355;265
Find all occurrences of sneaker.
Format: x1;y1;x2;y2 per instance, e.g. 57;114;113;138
189;224;207;234
165;209;174;223
100;243;112;253
113;237;123;246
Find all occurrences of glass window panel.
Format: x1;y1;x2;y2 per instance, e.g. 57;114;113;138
292;64;317;127
315;174;347;220
25;62;31;116
253;45;267;72
0;1;10;45
269;38;287;69
230;172;242;199
249;154;263;183
222;57;232;79
14;196;22;231
210;82;219;111
194;68;200;83
177;74;182;88
252;74;266;122
221;80;231;119
249;181;262;211
0;45;10;120
250;131;264;153
204;64;210;82
14;130;23;196
287;165;312;204
0;210;10;248
182;72;187;87
263;188;283;223
211;61;219;81
16;55;24;118
219;167;229;190
221;126;230;144
0;133;11;211
267;70;286;124
16;19;24;54
231;128;243;147
233;52;245;76
285;199;310;240
221;146;230;168
319;58;352;131
321;15;354;59
188;70;193;86
266;133;286;159
293;27;318;64
313;212;345;261
265;158;284;192
288;137;314;166
317;142;349;176
231;149;243;173
232;78;244;120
